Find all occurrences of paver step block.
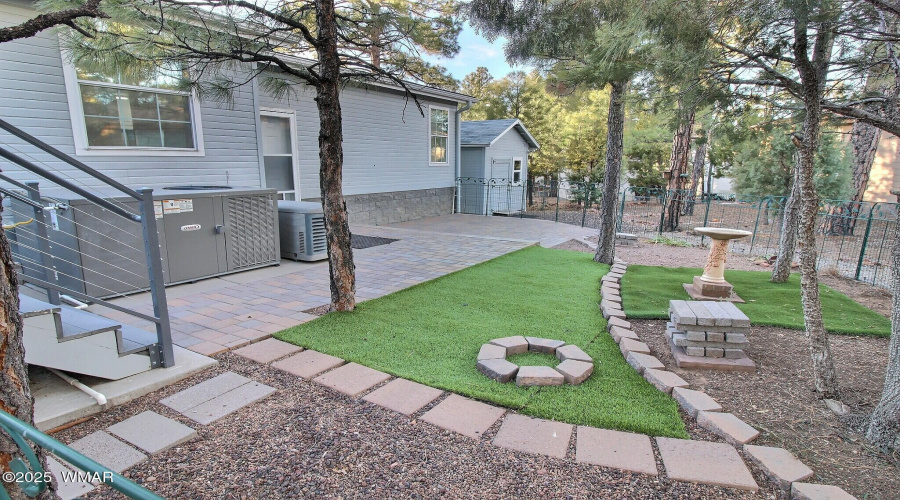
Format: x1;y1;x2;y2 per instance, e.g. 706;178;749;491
420;394;505;439
791;483;857;500
726;332;748;343
525;337;566;354
313;362;392;397
492;414;573;459
744;445;814;491
107;411;197;454
47;457;95;499
626;352;665;374
619;338;650;357
489;335;529;355
656;437;758;491
272;350;345;379
685;346;706;357
601;305;626;320
477;343;508;361
478;358;519;383
556;344;593;363
696;411;759;446
69;431;147;473
516;365;564;386
643;368;689;394
609;325;639;344
554;359;594;385
725;348;745;359
160;372;251;413
183;380;277;425
672;387;723;418
576;427;657;476
706;347;725;358
363;378;443;416
669;300;698;327
706;332;725;342
606;316;632;332
719;301;751;328
233;338;302;364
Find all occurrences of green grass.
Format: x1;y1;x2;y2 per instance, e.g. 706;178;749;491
622;265;891;336
276;246;688;438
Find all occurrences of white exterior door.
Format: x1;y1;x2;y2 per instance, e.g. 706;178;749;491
260;111;300;200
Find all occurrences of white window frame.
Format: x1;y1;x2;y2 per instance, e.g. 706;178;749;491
428;105;450;166
259;108;301;200
512;157;524;185
60;50;205;157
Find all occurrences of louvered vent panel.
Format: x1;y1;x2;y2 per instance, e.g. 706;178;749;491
297;230;306;254
311;215;327;254
226;194;278;269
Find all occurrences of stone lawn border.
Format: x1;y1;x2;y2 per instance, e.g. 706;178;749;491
603;259;856;498
476;336;594;386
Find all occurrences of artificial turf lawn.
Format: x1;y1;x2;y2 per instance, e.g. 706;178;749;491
621;265;891;337
276;246;688;438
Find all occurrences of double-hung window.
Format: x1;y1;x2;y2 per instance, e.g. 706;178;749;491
429;107;449;165
66;61;201;153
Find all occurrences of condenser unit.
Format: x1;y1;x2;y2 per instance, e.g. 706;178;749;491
278;201;328;262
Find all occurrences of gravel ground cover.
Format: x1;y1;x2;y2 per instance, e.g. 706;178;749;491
61;354;782;499
277;246;687;437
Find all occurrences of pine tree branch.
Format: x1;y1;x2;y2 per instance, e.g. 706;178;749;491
0;0;107;43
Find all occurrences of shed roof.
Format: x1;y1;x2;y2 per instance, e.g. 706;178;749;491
460;119;540;150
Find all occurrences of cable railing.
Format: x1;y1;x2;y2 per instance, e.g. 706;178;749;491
0;118;174;368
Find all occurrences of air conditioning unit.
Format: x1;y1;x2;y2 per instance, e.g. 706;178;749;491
278;201;328;261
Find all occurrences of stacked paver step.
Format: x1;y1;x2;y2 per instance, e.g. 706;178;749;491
668;300;750;359
615;232;637;246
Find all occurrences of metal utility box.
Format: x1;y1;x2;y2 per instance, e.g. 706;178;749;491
278;201;328;261
9;187;280;297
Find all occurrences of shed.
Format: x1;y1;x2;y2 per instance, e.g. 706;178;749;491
459;119;540;215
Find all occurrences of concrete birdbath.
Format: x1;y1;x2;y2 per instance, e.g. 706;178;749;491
683;227;752;302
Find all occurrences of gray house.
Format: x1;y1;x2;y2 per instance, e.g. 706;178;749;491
459;119;540;215
0;0;475;226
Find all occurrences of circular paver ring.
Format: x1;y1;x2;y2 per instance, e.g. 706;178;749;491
476;336;595;387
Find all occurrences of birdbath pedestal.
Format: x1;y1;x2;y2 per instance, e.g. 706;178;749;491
683;227;752;303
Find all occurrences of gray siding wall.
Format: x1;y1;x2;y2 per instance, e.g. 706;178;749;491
0;0;262;194
484;130;529;181
460;147;485;178
258;82;457;200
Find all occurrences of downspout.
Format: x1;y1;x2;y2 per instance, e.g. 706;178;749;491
455;100;472;213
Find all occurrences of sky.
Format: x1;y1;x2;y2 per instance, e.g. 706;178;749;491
424;22;533;81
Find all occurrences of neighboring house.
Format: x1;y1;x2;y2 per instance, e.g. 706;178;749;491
0;0;475;225
861;134;900;203
458;119;539;215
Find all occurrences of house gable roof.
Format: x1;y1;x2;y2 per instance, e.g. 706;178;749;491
460;119;540;150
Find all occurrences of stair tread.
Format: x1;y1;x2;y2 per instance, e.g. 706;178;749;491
119;324;158;355
18;294;61;317
57;305;122;340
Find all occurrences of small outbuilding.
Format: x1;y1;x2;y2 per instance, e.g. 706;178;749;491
459;119;540;215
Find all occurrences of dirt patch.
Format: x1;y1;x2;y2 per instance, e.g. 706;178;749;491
630;319;898;499
302;304;331;316
552;239;595;253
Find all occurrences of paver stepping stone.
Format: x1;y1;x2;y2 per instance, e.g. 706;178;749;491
184;380;277;425
576;427;657;476
492;414;573;459
744;445;814;491
107;411;197;454
556;344;592;363
606;316;631;332
47;456;95;500
489;335;529;355
362;378;443;415
643;368;689;394
601;305;626;320
791;483;857;500
626;352;665;374
697;411;759;446
420;394;505;439
609;325;639;343
554;359;594;385
516;366;564;386
477;343;507;360
314;362;392;397
672;387;723;417
233;338;302;364
272;349;345;379
619;338;651;356
160;372;250;412
525;337;565;354
478;358;519;382
69;431;146;473
603;294;622;305
600;299;621;312
656;437;758;491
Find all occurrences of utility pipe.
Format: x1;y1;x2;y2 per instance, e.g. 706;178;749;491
48;368;107;406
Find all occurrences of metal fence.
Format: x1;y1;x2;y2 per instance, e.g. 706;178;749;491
464;179;898;289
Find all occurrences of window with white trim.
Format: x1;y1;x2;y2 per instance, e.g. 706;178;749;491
513;158;523;183
429;107;449;164
73;63;198;150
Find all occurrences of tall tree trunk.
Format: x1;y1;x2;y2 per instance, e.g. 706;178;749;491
663;110;695;231
315;0;356;311
791;1;840;399
683;129;709;216
850;120;881;204
771;158;801;283
866;189;900;452
0;216;57;500
594;79;627;264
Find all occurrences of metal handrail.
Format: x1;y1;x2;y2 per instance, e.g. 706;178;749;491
0;410;163;500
